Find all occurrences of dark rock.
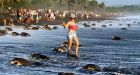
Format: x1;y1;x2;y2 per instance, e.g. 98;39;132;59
9;58;31;66
20;32;30;37
82;64;102;72
112;36;121;40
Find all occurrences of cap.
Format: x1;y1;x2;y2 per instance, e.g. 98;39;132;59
70;13;75;19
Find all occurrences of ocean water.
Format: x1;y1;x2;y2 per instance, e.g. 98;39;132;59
0;15;140;75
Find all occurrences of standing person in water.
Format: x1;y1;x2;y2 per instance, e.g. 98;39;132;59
63;14;79;58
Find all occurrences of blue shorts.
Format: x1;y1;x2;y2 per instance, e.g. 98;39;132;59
67;32;77;39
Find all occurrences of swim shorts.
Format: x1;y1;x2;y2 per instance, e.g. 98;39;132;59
67;32;77;39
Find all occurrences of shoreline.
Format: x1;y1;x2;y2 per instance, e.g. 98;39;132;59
0;12;118;26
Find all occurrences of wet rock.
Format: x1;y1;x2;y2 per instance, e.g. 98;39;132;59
11;32;20;36
5;27;13;31
53;46;66;53
31;52;50;60
20;32;30;37
58;72;75;75
82;64;102;72
0;30;7;36
9;58;31;66
112;36;121;40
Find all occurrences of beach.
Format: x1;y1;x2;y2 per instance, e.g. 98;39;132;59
0;15;140;75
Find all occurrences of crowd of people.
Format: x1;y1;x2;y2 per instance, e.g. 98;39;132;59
2;7;120;26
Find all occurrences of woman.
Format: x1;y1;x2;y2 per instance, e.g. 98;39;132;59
63;15;79;58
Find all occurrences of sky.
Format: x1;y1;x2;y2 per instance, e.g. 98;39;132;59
97;0;140;6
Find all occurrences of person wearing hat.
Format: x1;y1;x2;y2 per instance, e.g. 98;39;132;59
63;14;79;58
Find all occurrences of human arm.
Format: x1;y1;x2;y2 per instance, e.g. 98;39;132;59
63;22;69;28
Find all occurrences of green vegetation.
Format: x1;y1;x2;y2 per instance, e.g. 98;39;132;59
0;0;31;8
0;0;105;10
106;5;140;12
0;0;140;13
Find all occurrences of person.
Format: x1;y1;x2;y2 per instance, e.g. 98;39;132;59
63;14;79;58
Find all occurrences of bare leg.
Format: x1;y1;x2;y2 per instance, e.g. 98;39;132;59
67;38;72;56
73;35;79;57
